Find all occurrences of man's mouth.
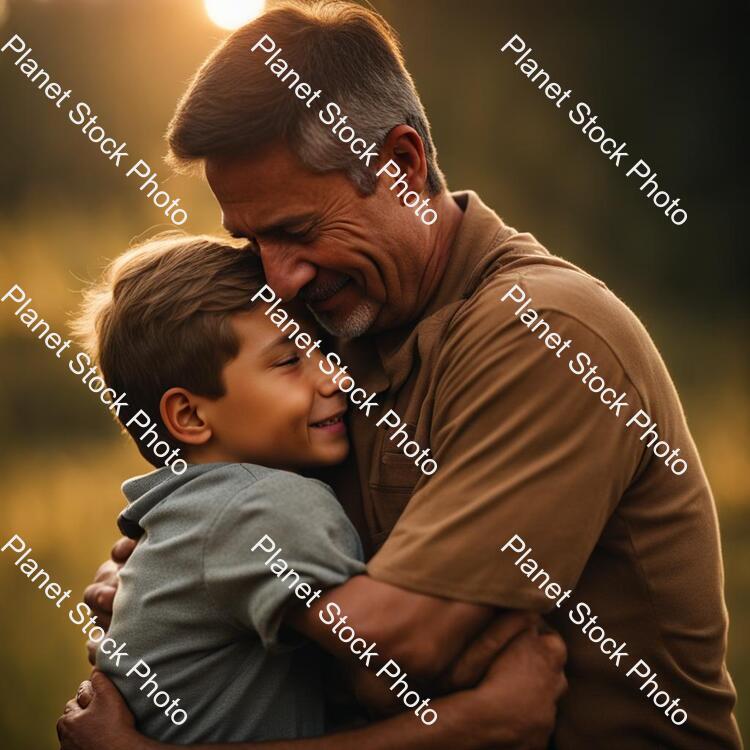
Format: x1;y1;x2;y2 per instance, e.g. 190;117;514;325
301;274;351;304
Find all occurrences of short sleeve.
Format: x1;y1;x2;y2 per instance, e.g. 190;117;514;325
367;277;646;611
203;470;365;648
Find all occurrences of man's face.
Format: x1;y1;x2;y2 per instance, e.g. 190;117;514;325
206;142;427;338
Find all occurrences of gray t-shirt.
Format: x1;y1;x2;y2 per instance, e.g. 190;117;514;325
97;462;365;744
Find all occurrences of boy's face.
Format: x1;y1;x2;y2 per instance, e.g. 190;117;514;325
199;305;349;469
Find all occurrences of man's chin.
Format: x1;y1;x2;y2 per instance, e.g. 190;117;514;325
310;300;380;339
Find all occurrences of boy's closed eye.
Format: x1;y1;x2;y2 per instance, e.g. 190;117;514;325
273;353;301;368
261;335;305;370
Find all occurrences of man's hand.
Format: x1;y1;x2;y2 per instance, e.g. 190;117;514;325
349;612;566;750
438;611;540;691
57;671;143;750
83;537;135;663
458;626;568;749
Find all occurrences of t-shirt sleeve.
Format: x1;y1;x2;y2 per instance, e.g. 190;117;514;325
367;276;647;610
203;470;365;648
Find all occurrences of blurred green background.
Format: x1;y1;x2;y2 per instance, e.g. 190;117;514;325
0;1;746;747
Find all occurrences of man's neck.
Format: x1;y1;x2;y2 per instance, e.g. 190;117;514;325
417;191;464;316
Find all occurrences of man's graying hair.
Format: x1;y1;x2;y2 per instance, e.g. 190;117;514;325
166;0;445;195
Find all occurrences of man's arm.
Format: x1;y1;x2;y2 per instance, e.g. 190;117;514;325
345;610;540;717
86;538;525;686
287;574;501;684
59;628;567;750
85;538;525;688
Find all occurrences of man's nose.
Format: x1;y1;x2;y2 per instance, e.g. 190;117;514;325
259;244;316;301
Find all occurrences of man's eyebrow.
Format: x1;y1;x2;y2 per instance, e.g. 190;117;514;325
224;213;318;239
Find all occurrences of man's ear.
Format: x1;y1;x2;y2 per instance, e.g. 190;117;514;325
160;388;212;446
380;124;429;197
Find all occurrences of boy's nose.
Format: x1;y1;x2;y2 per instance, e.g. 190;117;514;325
316;366;342;397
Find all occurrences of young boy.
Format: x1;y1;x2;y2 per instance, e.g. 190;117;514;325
72;232;367;743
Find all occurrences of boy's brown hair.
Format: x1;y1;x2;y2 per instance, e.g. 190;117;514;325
71;232;264;466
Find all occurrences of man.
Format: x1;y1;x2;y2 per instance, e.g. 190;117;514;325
64;1;739;748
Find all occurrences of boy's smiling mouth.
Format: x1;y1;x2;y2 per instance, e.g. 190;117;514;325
309;409;347;431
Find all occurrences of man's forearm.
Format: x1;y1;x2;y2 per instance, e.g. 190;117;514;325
287;574;496;683
59;627;565;750
86;544;511;688
134;691;491;750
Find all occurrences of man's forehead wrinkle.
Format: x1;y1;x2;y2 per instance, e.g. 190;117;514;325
223;200;317;235
256;211;318;233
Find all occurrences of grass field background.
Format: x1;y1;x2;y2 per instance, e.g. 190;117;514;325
0;1;746;747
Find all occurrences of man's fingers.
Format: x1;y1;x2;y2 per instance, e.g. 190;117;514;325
83;554;123;663
111;536;136;563
57;712;70;741
92;558;119;585
484;627;565;681
90;670;110;689
89;670;136;726
442;612;537;689
480;612;539;651
539;630;567;670
58;694;86;745
81;541;132;663
77;679;94;708
86;638;98;666
89;669;126;705
83;583;115;614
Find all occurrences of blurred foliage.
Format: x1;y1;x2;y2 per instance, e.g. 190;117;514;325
0;0;746;747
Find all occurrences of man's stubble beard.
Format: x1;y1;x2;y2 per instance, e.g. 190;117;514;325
309;298;380;339
300;272;380;339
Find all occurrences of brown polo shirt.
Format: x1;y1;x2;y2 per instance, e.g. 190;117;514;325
335;191;740;748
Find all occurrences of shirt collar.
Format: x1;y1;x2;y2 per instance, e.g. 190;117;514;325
339;190;515;393
420;190;514;317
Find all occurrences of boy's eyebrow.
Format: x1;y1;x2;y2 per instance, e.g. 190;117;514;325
261;334;296;354
225;213;317;239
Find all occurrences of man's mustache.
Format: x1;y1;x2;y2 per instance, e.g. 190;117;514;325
300;274;350;302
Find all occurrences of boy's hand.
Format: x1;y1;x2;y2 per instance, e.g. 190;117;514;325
83;537;135;660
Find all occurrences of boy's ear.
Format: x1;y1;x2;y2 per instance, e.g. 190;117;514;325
160;388;212;446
